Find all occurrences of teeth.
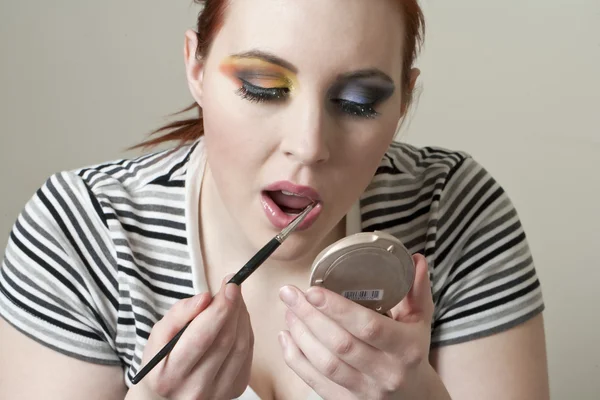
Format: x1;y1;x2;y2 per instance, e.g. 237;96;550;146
282;190;303;197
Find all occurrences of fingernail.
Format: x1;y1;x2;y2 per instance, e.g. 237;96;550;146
223;273;235;284
278;331;288;348
306;288;325;307
225;284;238;302
279;286;298;306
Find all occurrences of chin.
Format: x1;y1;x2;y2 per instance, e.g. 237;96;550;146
269;236;323;265
233;188;342;263
290;230;324;251
249;212;333;264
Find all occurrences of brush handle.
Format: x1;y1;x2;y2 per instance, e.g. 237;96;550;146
228;237;281;285
130;321;190;384
131;237;281;385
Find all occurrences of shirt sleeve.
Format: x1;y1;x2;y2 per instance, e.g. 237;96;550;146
0;171;121;365
429;156;545;347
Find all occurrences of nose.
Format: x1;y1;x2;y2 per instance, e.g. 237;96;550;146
279;99;331;166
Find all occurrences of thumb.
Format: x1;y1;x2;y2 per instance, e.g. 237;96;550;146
389;253;434;324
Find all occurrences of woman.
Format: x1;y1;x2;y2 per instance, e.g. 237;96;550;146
0;0;550;399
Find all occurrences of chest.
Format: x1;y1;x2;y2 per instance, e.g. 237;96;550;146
246;297;315;400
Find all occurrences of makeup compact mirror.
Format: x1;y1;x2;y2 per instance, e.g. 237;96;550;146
309;231;415;315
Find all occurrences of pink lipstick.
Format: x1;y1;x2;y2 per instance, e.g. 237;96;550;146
261;181;322;230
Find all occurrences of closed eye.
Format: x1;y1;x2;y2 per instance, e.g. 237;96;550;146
236;79;290;102
328;73;395;119
332;99;379;119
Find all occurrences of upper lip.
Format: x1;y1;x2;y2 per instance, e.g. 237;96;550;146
263;181;322;202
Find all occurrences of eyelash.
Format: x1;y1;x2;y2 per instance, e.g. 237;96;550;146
237;80;289;103
333;99;379;119
236;79;379;119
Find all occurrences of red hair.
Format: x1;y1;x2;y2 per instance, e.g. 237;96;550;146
135;0;425;149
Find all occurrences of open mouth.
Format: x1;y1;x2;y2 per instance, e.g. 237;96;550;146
264;190;315;215
260;182;322;230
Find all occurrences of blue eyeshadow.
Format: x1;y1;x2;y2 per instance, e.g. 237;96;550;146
329;79;395;105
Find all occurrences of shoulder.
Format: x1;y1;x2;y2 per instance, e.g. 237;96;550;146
0;141;202;365
50;141;202;227
367;143;544;347
380;141;470;178
363;141;508;221
364;141;529;266
3;139;201;288
363;142;474;207
73;141;201;195
11;142;201;244
360;142;474;239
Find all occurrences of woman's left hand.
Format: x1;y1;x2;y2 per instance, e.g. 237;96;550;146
278;253;443;400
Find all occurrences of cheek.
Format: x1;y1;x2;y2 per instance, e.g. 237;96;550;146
348;119;397;156
336;123;397;191
203;107;238;167
203;78;265;149
201;83;270;196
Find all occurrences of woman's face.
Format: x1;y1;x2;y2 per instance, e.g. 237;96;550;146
186;0;414;260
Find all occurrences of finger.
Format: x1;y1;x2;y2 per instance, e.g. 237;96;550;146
167;276;239;378
284;310;366;394
148;292;212;354
389;253;434;324
278;330;354;400
212;296;254;399
284;285;399;351
142;292;212;380
180;281;243;396
280;286;390;378
233;304;255;397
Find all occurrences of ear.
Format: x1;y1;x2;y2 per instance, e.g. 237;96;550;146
400;68;421;116
184;29;205;107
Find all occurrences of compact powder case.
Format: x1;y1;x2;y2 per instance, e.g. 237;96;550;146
309;231;415;315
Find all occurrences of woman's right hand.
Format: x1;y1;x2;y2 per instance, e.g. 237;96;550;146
127;276;254;400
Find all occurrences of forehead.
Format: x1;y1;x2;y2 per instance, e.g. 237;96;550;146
210;0;406;81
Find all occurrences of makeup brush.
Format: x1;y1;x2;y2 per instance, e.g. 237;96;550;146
131;203;315;384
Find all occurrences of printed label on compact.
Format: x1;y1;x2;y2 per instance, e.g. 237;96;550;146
341;289;384;301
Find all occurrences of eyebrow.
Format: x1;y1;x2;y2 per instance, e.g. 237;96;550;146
336;69;395;84
229;50;394;85
230;50;298;74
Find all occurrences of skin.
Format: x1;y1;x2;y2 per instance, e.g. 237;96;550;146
219;55;300;93
195;0;409;272
0;0;550;399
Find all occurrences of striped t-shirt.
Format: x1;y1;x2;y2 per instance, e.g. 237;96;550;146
0;138;544;389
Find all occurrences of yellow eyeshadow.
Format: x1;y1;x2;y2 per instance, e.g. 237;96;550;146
219;56;298;89
245;75;290;89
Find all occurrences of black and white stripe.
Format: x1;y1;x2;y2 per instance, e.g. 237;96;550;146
361;142;543;346
0;139;544;383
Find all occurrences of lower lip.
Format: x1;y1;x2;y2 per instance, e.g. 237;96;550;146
261;193;322;231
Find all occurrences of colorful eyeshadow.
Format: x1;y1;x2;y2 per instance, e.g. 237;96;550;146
219;56;298;90
329;79;395;106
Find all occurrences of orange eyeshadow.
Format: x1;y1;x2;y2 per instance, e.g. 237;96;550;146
219;56;298;90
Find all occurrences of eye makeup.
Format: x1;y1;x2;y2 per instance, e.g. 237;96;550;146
219;55;298;102
328;74;395;119
219;52;396;119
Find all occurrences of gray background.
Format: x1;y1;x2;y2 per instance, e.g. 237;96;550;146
1;1;598;398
